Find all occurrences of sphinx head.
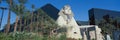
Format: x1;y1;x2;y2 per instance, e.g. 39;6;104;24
63;5;72;14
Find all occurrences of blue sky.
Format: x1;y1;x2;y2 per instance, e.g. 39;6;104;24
0;0;120;30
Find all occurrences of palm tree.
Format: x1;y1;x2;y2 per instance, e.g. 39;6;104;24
36;12;39;33
22;11;30;31
18;0;27;32
0;7;7;28
14;15;18;32
4;0;12;34
10;4;24;32
30;4;35;32
5;0;27;32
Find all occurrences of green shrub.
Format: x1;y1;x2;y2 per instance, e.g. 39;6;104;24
0;32;43;40
58;34;66;40
0;32;68;40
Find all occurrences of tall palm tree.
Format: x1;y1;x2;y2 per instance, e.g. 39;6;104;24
30;4;35;32
14;15;18;32
10;4;24;32
15;2;27;32
22;11;30;31
36;12;39;33
17;0;27;32
0;7;7;28
5;0;27;32
4;0;12;34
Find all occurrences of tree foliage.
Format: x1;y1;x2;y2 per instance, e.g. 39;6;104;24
1;0;66;40
0;32;67;40
97;15;120;36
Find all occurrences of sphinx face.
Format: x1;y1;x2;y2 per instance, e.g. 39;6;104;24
63;5;71;15
58;5;74;23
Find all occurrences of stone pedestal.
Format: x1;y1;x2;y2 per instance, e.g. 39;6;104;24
80;25;104;40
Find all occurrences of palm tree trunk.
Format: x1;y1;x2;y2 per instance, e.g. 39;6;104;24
4;0;12;34
4;9;11;33
14;16;18;32
30;12;33;32
23;18;26;31
19;16;22;32
36;13;39;33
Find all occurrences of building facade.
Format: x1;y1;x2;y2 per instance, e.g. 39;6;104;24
89;8;120;27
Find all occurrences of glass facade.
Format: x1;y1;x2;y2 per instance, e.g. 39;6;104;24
89;8;120;25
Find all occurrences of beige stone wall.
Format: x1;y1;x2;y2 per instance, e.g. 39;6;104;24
80;25;104;40
89;31;96;39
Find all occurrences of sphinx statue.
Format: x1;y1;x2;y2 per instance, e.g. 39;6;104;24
56;5;82;39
